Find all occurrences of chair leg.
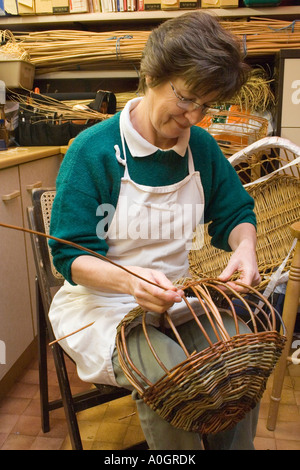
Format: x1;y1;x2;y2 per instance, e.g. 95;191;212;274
36;278;83;449
36;279;50;433
51;343;83;450
267;222;300;431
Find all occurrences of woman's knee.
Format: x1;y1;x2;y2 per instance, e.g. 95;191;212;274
113;324;187;387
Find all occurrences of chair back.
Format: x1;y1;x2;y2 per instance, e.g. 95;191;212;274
27;189;63;336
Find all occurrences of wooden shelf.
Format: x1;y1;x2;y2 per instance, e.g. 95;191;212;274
36;69;139;79
2;6;300;29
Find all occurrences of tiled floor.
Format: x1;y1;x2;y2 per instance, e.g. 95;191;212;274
0;345;299;450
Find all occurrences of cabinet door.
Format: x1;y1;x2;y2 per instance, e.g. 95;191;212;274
0;166;33;381
280;58;300;129
19;155;62;334
277;51;300;140
280;128;300;147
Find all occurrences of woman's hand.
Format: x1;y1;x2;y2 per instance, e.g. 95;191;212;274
127;266;184;314
218;223;261;293
71;256;184;314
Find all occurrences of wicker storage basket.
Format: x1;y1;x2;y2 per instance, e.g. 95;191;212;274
189;137;300;289
197;107;269;158
116;279;286;435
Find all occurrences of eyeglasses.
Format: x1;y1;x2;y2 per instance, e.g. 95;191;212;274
169;81;214;115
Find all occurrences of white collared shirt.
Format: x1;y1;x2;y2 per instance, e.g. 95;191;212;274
120;97;190;158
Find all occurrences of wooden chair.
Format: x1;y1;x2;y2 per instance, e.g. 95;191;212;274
27;188;146;450
267;221;300;431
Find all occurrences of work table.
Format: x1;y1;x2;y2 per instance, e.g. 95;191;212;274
0;146;62;170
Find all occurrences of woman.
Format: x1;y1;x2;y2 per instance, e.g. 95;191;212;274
49;11;261;450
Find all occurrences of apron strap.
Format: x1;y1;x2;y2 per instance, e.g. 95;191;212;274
187;145;195;174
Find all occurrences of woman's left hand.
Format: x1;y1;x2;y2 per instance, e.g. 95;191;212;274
217;223;261;292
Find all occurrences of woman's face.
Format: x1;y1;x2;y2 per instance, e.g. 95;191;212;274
143;77;218;147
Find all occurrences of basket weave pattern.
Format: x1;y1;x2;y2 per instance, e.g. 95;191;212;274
116;279;286;435
189;137;300;289
197;108;269;158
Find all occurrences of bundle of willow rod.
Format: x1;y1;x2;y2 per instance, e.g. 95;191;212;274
221;17;300;55
116;278;286;435
115;91;139;112
4;17;300;74
9;89;111;122
9;89;133;122
0;29;31;62
226;67;275;113
10;29;149;74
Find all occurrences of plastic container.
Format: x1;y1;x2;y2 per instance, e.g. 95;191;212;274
0;60;35;89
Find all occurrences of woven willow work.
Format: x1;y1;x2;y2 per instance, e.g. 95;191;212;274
198;108;269;158
189;137;300;290
116;279;286;435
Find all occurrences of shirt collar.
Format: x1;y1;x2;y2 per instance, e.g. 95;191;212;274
120;97;190;158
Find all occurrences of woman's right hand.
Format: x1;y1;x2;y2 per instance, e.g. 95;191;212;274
127;266;184;314
71;256;183;313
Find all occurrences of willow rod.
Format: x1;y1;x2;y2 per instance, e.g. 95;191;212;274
0;221;168;292
48;322;95;346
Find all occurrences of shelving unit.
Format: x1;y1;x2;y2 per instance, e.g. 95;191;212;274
1;6;299;30
1;6;299;89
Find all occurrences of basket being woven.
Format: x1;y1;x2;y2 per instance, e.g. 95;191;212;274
116;278;286;435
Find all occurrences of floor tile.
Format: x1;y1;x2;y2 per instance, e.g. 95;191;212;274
1;433;36;450
276;439;300;450
0;347;299;450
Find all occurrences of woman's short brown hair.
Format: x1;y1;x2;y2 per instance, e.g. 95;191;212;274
138;11;249;102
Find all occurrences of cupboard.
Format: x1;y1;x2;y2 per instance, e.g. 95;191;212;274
0;149;61;394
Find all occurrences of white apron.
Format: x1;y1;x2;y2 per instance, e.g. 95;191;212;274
49;125;205;386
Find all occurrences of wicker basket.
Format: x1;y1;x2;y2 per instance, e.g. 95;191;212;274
189;137;300;290
116;279;286;435
197;107;269;158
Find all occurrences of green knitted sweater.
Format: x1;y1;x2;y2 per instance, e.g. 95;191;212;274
49;111;256;284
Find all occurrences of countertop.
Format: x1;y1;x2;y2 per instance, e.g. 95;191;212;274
0;146;62;170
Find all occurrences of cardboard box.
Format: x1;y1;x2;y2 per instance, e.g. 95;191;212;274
161;0;179;9
201;0;238;7
17;0;35;14
35;0;52;13
179;0;198;8
144;0;161;9
0;60;35;89
0;0;18;15
52;0;69;13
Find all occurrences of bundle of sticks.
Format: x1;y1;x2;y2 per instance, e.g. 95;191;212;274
3;17;299;74
10;29;149;74
9;89;112;122
221;16;300;55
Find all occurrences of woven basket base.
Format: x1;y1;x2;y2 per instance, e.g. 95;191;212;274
141;331;285;435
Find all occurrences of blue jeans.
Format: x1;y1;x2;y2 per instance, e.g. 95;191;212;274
112;314;260;450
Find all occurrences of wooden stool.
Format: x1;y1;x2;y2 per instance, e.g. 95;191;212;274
267;221;300;431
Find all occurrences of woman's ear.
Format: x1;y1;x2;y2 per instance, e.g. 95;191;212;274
145;75;153;87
